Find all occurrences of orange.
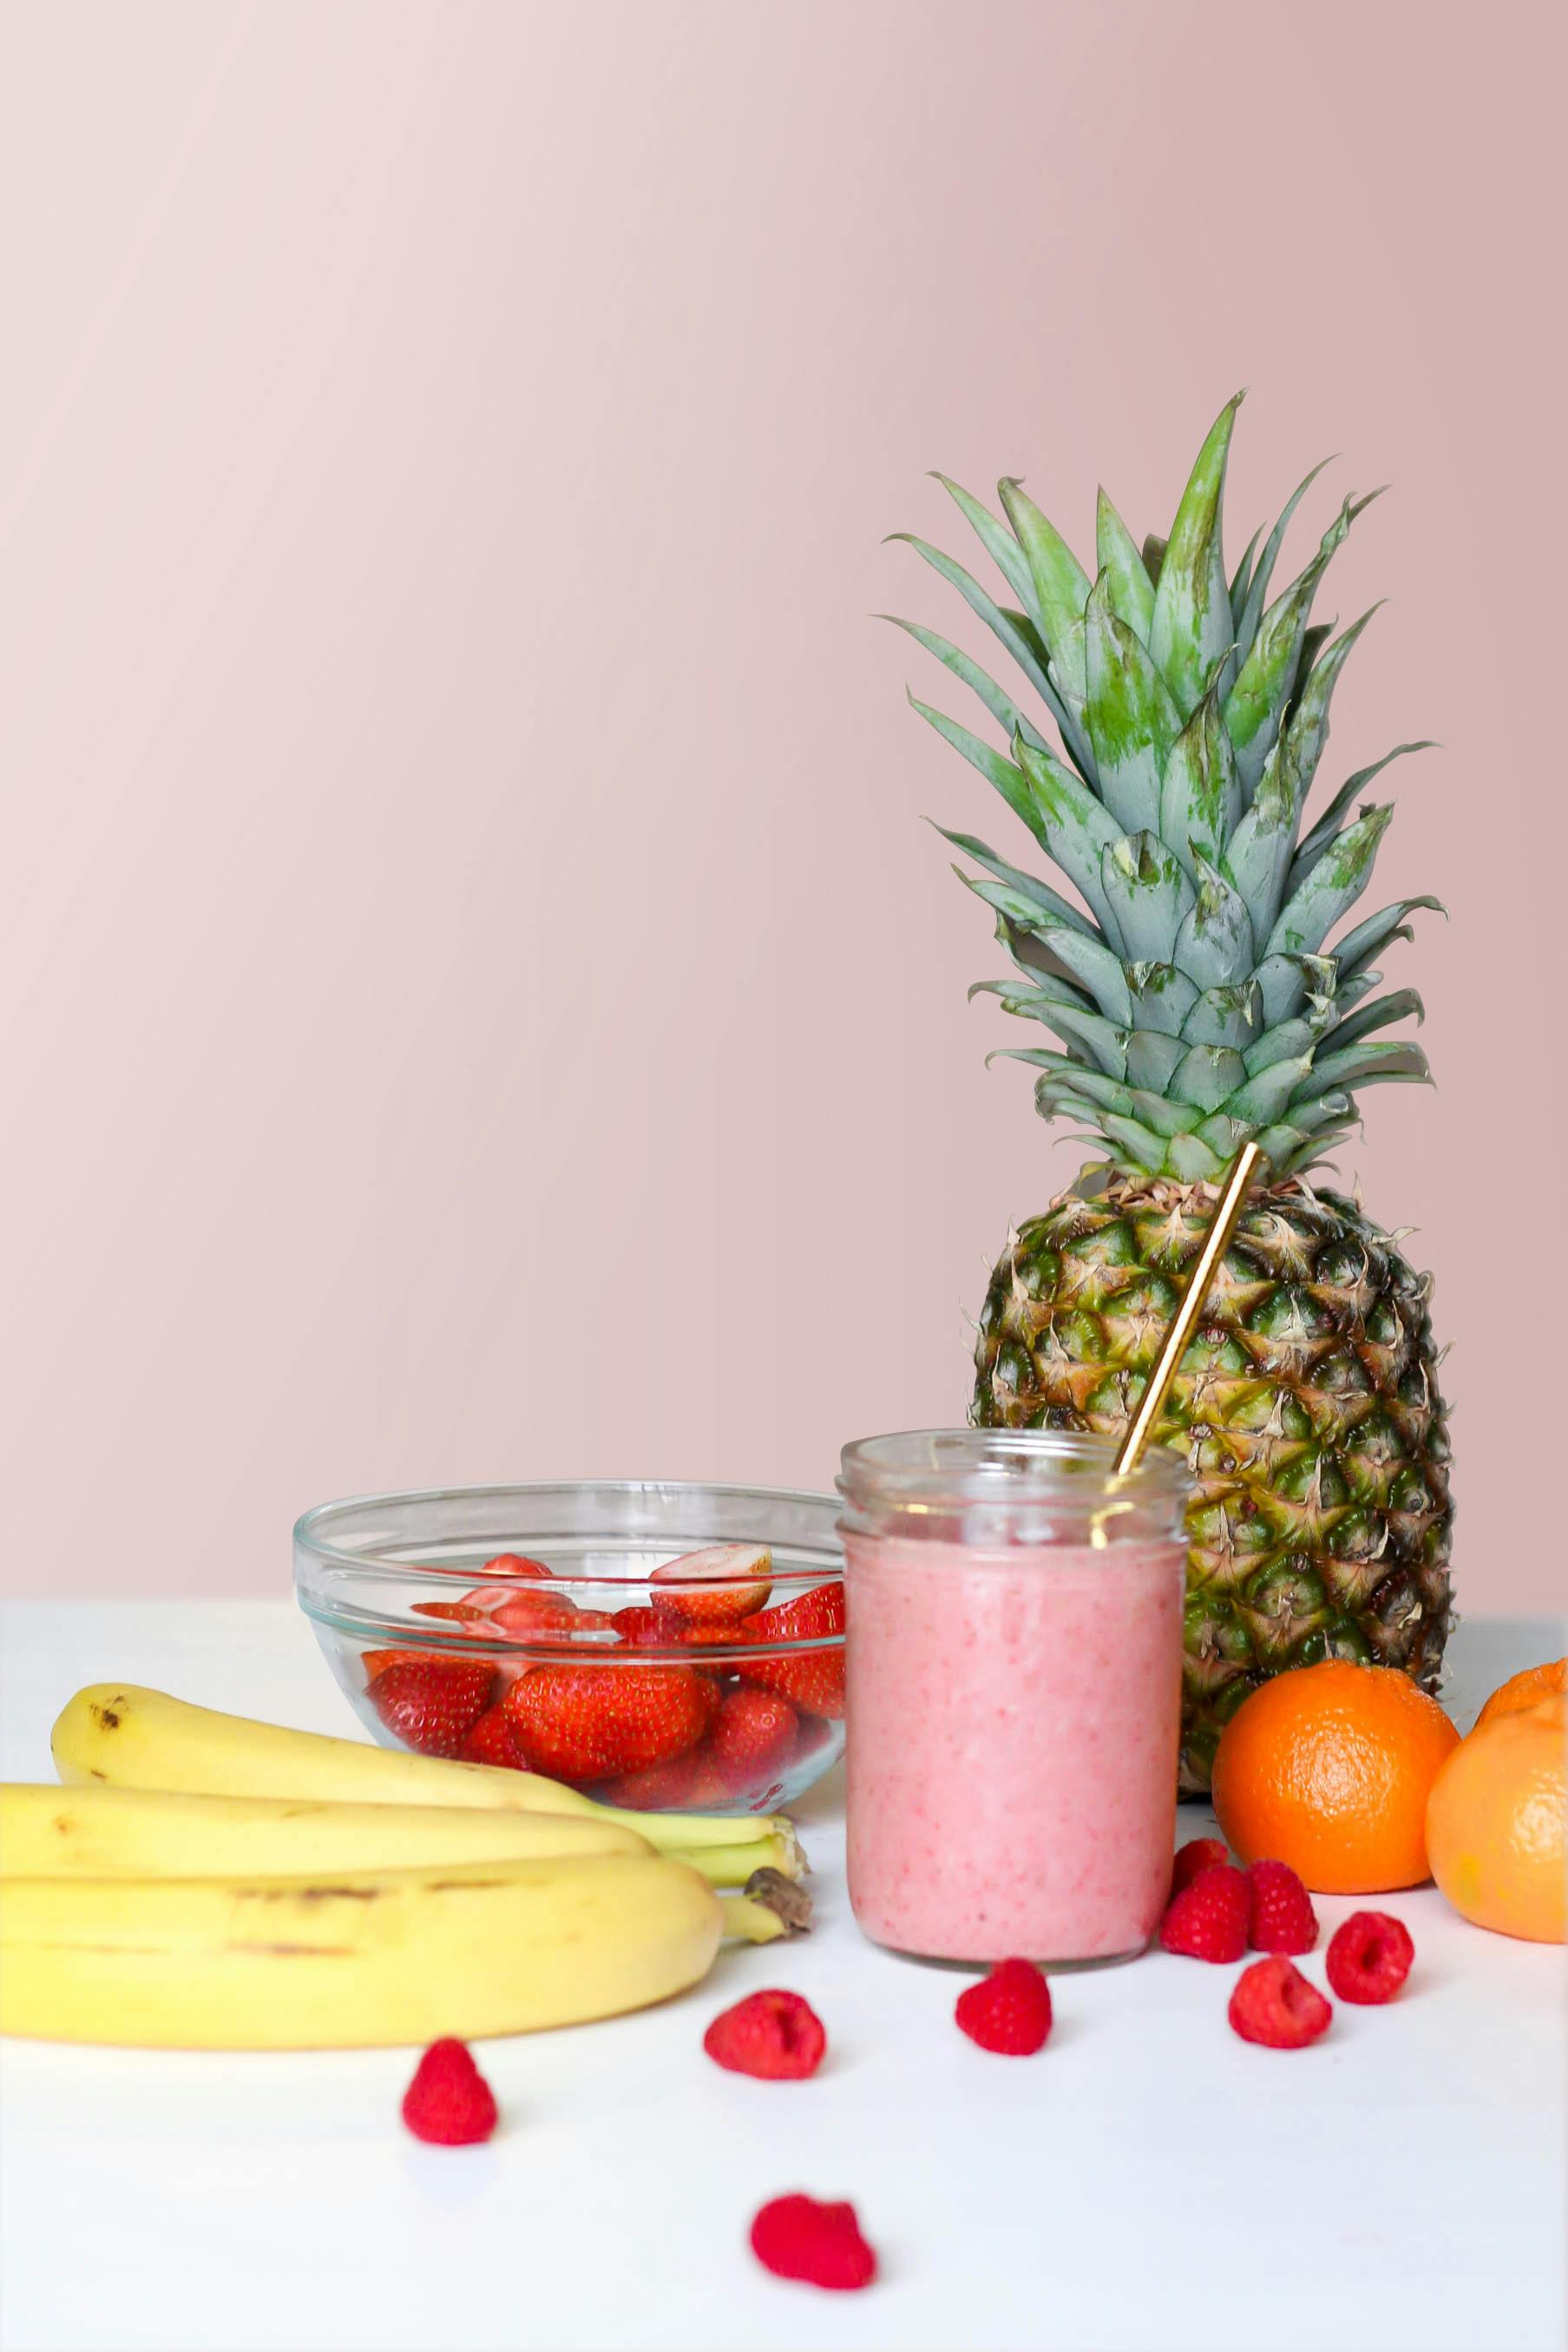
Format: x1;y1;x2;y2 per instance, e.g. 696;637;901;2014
1426;1693;1566;1942
1473;1656;1565;1731
1210;1660;1460;1894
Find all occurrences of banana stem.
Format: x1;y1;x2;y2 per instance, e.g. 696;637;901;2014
719;1868;814;1942
596;1804;806;1879
666;1833;794;1888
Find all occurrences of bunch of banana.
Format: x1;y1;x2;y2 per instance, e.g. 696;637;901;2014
0;1685;810;2050
50;1685;804;1885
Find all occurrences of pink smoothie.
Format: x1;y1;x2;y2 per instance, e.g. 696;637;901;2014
845;1534;1184;1963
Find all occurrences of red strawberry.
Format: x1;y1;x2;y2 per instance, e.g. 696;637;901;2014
486;1589;580;1637
477;1554;552;1580
750;2195;876;2291
1324;1911;1415;2004
1159;1863;1250;1961
1228;1956;1333;2049
680;1744;734;1808
705;1988;826;2079
456;1705;528;1770
410;1599;491;1626
692;1671;725;1732
1246;1860;1319;1955
954;1958;1053;2055
362;1646;444;1679
612;1606;666;1646
738;1583;846;1720
600;1750;702;1808
401;2038;497;2144
651;1543;772;1627
711;1687;797;1797
1171;1837;1230;1901
502;1663;708;1781
369;1657;494;1756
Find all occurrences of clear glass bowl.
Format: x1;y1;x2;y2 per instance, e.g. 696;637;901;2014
293;1481;845;1815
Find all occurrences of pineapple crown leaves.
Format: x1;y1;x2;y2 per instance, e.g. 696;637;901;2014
886;394;1440;1181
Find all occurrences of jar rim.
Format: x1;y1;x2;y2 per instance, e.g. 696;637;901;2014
836;1427;1191;1513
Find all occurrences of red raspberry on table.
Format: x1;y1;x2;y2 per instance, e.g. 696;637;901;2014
651;1543;772;1626
401;2038;498;2145
502;1663;708;1781
738;1584;846;1720
368;1658;494;1756
1228;1956;1333;2049
1171;1837;1230;1900
477;1554;552;1580
954;1957;1053;2055
705;1989;826;2079
711;1687;797;1795
1325;1910;1415;2004
456;1705;528;1771
1246;1860;1319;1955
1159;1863;1250;1961
749;2194;876;2291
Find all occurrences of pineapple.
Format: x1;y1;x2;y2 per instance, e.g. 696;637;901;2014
889;392;1453;1790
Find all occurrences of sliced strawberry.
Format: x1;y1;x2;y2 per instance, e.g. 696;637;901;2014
410;1599;491;1626
369;1657;494;1756
612;1606;666;1646
651;1543;772;1627
487;1590;580;1636
502;1662;709;1781
476;1554;553;1580
711;1686;797;1797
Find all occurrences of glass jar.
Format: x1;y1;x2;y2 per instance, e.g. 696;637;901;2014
837;1429;1191;1967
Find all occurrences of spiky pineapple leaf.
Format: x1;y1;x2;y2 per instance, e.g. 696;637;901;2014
909;695;1051;856
975;985;1129;1077
1099;831;1193;963
1095;489;1155;641
1159;687;1243;878
1012;733;1125;940
1001;915;1133;1024
1126;960;1200;1037
1223;491;1379;798
1229;523;1264;627
1084;573;1180;835
882;617;1048;751
1293;1040;1432;1101
1232;455;1335;669
1316;986;1425;1057
1173;854;1255;990
928;474;1036;611
1180;982;1262;1049
1125;1029;1187;1092
1273;605;1383;825
1224;1052;1315;1124
889;532;1083;755
1255;949;1336;1028
1289;743;1435;891
1242;1002;1336;1077
1264;803;1394;961
1221;739;1296;936
996;479;1092;683
1150;393;1243;717
1330;897;1445;982
1170;1042;1247;1114
933;825;1096;937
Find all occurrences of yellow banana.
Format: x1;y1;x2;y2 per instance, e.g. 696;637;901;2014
0;1851;794;2049
0;1782;651;1879
51;1685;804;1880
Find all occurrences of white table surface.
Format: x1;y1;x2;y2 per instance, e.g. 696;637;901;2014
1;1601;1563;2352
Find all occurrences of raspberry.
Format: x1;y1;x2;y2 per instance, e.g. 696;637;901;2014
1159;1863;1250;1961
1171;1837;1230;1900
1246;1860;1319;1955
400;2038;498;2144
1325;1910;1415;2004
954;1957;1053;2055
749;2194;876;2291
704;1989;826;2079
1228;1956;1333;2049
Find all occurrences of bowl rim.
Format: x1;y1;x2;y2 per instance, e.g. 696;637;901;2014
292;1476;844;1581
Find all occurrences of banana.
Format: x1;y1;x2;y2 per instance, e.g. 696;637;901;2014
0;1783;652;1879
0;1851;795;2049
51;1685;804;1880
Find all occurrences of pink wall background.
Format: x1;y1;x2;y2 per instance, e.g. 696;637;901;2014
3;3;1562;1608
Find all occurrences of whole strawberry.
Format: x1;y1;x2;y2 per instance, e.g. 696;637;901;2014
955;1958;1053;2055
750;2194;876;2291
1159;1863;1250;1962
1246;1860;1319;1955
705;1989;826;2079
368;1658;494;1756
738;1583;846;1719
401;2038;498;2144
711;1686;797;1797
456;1705;528;1771
1229;1956;1333;2049
1325;1911;1415;2004
503;1662;707;1781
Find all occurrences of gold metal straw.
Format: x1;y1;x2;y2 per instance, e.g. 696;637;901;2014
1112;1140;1263;1479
